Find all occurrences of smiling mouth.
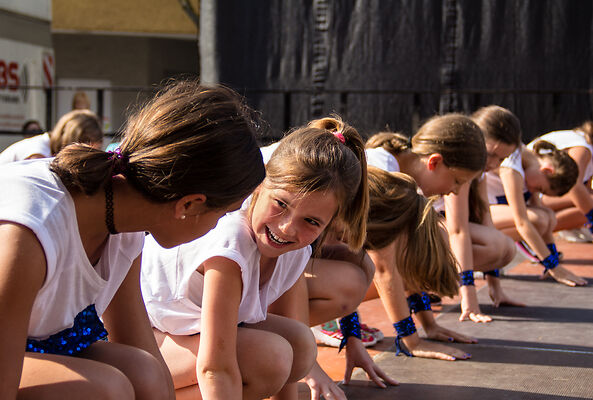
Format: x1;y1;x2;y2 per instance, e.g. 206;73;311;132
266;226;292;245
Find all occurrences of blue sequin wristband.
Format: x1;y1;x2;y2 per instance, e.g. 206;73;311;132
541;252;559;271
338;312;362;352
484;269;500;277
407;292;432;313
393;316;416;357
459;270;475;286
586;209;593;232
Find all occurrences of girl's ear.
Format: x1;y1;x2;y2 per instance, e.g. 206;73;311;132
174;194;207;219
426;153;443;171
541;164;555;176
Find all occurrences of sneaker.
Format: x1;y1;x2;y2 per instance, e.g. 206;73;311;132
515;240;540;263
311;320;377;348
311;320;342;347
360;323;384;342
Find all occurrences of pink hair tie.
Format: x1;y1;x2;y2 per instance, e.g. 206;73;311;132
333;130;345;144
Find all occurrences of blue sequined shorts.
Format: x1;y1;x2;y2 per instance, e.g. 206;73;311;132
26;304;108;356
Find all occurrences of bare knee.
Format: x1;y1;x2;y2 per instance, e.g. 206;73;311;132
124;349;172;400
95;367;135;400
243;336;293;398
333;262;368;314
285;322;317;382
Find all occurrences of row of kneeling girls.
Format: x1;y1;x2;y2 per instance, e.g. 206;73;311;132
0;83;587;400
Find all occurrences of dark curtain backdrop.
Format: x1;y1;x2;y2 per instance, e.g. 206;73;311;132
200;0;593;143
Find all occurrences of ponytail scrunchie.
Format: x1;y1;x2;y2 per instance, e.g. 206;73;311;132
333;130;345;144
407;292;432;313
107;148;129;176
338;312;362;352
393;316;416;357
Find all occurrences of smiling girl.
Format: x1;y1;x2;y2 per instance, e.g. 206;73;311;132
140;116;369;400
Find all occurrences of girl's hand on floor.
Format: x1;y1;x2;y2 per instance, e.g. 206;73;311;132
343;337;398;388
304;361;347;400
546;266;587;287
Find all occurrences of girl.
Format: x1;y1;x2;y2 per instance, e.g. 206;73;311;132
365;168;465;359
355;113;486;359
365;113;485;197
443;105;526;325
0;80;265;398
140;117;369;399
0;109;103;163
527;122;593;240
487;137;587;286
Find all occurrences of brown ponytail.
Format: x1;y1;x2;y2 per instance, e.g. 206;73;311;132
51;80;265;210
365;168;459;297
365;131;412;157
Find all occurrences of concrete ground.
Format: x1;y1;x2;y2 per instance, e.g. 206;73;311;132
301;240;593;399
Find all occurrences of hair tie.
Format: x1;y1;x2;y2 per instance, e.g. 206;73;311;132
107;148;128;176
333;130;346;144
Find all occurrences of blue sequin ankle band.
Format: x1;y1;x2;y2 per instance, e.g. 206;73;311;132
407;292;432;313
459;270;475;286
484;269;500;277
338;312;362;352
26;304;108;356
393;316;416;356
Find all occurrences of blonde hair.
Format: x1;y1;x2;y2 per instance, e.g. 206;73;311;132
532;140;578;196
72;91;91;110
364;167;459;297
367;114;486;172
576;121;593;145
52;80;265;210
49;109;103;156
254;116;369;251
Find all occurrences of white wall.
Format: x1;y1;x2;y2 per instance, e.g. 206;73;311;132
0;0;51;21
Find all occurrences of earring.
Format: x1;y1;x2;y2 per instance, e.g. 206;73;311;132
181;215;186;220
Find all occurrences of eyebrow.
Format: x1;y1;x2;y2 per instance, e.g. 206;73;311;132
277;191;330;226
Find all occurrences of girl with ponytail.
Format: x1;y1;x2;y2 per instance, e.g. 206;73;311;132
362;113;487;360
487;134;586;287
140;116;377;399
0;79;265;398
526;122;593;241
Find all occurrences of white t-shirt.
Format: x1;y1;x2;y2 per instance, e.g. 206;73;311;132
486;148;530;205
527;130;593;183
0;133;51;164
0;159;145;339
141;209;312;335
365;147;400;172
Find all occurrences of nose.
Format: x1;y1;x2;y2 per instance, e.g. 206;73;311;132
277;213;296;237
